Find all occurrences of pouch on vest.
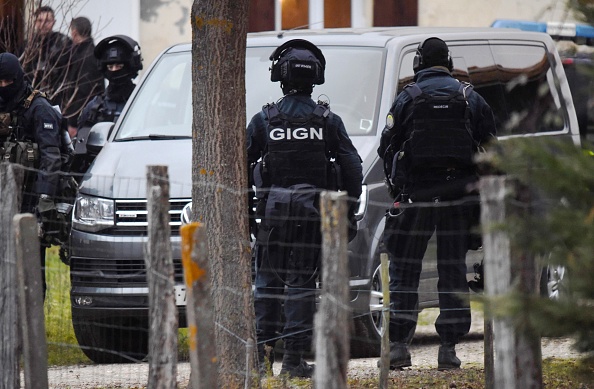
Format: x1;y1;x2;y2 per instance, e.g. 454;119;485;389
389;148;408;197
2;140;40;168
0;112;11;137
258;184;321;287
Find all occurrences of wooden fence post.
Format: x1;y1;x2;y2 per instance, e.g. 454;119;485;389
314;190;350;389
378;252;390;389
14;214;48;389
0;163;23;389
181;222;218;389
480;176;542;389
145;165;178;389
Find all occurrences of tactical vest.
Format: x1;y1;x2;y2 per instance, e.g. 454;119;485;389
0;90;70;168
262;102;339;189
88;95;125;124
403;82;477;173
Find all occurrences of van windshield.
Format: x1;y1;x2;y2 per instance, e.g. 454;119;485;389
247;46;384;136
116;46;383;140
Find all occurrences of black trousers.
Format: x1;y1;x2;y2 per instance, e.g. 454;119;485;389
385;197;472;344
253;224;318;354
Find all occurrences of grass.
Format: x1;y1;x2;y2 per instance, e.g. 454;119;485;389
44;246;89;365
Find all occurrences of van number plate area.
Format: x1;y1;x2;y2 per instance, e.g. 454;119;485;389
174;285;187;306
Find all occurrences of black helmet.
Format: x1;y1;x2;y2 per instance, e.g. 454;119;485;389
412;37;453;73
269;39;325;86
0;52;25;103
95;35;143;82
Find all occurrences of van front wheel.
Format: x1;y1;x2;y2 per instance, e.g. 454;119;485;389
350;259;417;358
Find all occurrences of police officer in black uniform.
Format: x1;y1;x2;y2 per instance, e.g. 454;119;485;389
247;39;362;378
0;52;65;297
70;35;142;178
377;37;496;370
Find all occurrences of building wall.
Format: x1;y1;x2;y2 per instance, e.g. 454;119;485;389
139;0;192;70
249;0;275;32
33;0;586;74
48;0;140;47
418;0;581;27
373;0;417;26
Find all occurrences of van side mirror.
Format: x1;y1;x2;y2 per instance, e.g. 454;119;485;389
87;122;114;157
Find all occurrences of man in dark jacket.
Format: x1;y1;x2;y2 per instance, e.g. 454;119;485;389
247;39;363;378
377;37;496;370
19;6;71;104
62;17;104;138
0;52;65;298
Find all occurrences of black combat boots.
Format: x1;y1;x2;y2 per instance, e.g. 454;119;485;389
377;342;412;369
437;342;461;370
279;352;315;378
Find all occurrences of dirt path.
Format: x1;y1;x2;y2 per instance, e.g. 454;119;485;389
42;308;586;388
43;336;582;388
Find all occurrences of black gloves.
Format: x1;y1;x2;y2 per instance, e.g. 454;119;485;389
37;195;62;245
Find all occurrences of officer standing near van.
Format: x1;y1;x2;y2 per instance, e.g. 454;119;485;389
247;39;362;378
70;35;142;178
377;37;496;370
0;52;65;298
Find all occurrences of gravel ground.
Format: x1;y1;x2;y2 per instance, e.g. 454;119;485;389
41;308;586;388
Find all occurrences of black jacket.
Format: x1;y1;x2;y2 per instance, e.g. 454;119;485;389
21;31;72;101
0;85;63;201
62;39;105;128
377;67;497;200
378;67;497;159
247;93;363;208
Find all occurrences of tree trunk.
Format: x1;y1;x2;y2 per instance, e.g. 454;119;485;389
145;166;178;389
481;176;543;389
314;191;350;389
181;223;218;388
14;214;48;389
190;1;255;388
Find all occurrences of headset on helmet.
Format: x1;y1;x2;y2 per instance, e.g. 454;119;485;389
94;35;143;74
269;39;325;85
412;37;453;73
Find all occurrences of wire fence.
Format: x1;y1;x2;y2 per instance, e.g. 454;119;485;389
0;162;551;388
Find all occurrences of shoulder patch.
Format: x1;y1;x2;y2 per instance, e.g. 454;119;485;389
385;113;394;129
43;122;54;130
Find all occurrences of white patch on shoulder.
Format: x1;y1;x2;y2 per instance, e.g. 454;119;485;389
43;123;54;129
385;113;394;129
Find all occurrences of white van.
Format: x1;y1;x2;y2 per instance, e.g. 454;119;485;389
69;27;580;363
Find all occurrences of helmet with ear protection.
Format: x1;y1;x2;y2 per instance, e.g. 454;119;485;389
412;37;453;73
269;39;325;85
95;35;143;80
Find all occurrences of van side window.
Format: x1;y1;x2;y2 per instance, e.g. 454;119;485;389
488;44;565;136
399;44;567;137
397;51;416;92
